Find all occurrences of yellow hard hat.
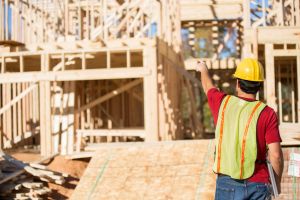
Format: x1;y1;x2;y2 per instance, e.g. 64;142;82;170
233;58;264;82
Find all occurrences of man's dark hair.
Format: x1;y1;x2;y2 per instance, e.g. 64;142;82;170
238;79;262;94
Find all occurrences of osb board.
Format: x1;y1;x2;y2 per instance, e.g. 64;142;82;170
71;140;216;200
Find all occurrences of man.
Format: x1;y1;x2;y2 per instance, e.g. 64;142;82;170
196;58;284;200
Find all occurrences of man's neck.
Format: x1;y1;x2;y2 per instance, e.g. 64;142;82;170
237;91;256;99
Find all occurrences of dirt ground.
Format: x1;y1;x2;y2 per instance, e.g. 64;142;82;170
10;151;90;199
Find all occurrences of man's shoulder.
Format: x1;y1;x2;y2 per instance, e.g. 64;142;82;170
259;104;278;122
207;87;227;99
261;104;276;114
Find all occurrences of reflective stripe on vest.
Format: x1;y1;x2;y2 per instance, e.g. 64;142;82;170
213;95;266;179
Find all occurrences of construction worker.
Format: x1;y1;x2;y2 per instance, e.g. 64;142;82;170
196;58;284;200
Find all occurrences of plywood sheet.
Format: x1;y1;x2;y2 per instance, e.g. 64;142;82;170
71;140;216;200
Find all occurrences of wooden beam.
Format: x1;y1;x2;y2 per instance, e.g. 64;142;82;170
144;47;159;141
297;48;300;123
12;83;17;143
272;49;299;56
265;44;277;111
67;82;75;155
244;27;300;43
5;0;8;39
61;82;69;155
52;83;62;154
0;68;151;83
39;81;47;156
0;1;3;40
180;4;242;21
77;129;146;137
184;58;240;70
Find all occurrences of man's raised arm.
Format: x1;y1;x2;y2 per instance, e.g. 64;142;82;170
196;61;215;95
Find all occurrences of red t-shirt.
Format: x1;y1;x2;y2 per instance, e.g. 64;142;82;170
207;88;282;183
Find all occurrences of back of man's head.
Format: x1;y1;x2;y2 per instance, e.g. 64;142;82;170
238;79;262;94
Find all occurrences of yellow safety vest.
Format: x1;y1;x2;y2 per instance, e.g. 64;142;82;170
213;95;266;179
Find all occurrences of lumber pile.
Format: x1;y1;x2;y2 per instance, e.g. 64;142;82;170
0;152;68;199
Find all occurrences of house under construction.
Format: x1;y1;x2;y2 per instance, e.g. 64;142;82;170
0;0;300;199
0;0;299;161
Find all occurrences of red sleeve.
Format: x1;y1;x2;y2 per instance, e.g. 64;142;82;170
262;107;282;144
207;88;226;125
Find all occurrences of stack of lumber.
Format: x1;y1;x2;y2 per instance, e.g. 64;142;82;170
71;140;216;200
0;152;68;199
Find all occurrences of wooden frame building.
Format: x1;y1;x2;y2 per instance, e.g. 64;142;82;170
0;0;201;156
1;0;300;157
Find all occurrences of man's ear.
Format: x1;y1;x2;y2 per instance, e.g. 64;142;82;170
236;79;240;91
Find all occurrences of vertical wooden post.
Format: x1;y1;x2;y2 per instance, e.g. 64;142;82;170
65;0;69;37
265;44;277;111
20;55;24;72
107;51;111;69
103;0;108;40
5;0;8;40
12;83;17;144
126;50;130;68
39;81;47;156
22;83;26;135
25;82;30;131
243;0;251;28
279;0;284;25
0;0;3;40
253;28;258;59
297;48;300;123
6;83;12;145
17;83;22;142
2;84;7;147
295;0;300;26
91;4;95;35
39;54;52;156
82;52;86;70
67;81;75;155
62;53;65;71
87;4;90;40
143;46;159;141
1;56;5;73
52;82;61;154
61;82;69;155
0;84;2;149
45;87;52;154
78;4;82;40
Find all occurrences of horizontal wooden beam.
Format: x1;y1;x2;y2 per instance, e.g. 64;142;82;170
244;27;300;44
272;49;299;56
180;4;242;21
180;0;242;5
77;129;146;138
184;58;240;70
0;68;151;83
